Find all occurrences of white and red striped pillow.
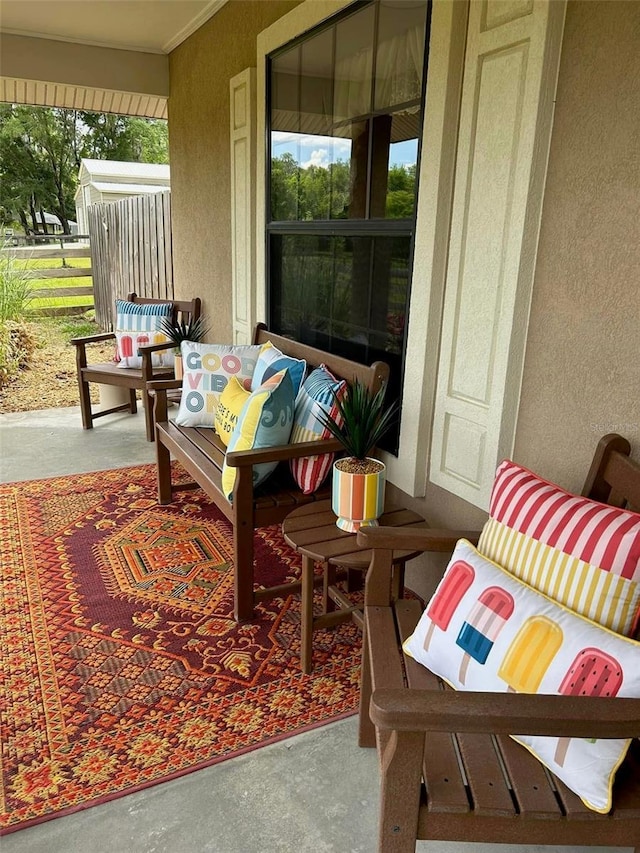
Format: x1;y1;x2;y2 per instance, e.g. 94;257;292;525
289;366;346;495
478;460;640;637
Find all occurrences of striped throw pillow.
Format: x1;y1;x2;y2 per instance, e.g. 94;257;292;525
115;300;172;369
289;366;347;495
478;460;640;637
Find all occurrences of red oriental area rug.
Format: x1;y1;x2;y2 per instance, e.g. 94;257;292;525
0;464;361;834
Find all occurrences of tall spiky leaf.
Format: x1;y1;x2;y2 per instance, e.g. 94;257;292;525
315;379;397;460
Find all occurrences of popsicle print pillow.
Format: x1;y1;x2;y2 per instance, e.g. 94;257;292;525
404;539;640;814
478;460;640;637
114;300;173;369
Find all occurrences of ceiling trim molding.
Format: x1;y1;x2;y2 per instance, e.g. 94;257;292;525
162;0;229;53
0;27;166;55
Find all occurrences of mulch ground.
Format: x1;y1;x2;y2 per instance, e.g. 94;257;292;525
0;319;114;414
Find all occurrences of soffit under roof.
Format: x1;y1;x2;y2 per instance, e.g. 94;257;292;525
0;0;228;54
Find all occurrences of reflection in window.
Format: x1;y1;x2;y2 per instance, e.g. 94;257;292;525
270;233;411;403
268;0;431;450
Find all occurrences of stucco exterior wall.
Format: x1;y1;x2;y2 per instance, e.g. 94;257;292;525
168;0;301;338
397;0;640;591
167;0;638;568
514;0;640;491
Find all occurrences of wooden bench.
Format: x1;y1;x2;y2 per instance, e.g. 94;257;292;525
357;433;640;853
150;324;390;622
72;292;201;442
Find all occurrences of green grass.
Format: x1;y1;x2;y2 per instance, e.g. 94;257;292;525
16;256;94;313
21;257;91;270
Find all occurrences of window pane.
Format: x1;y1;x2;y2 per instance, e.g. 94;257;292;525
370;113;420;219
271;46;301;220
300;28;334;138
333;5;375;123
374;0;428;111
270;231;411;451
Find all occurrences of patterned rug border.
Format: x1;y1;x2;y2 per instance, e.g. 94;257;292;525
0;709;356;837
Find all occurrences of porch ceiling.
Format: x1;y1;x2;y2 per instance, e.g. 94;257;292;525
0;0;228;118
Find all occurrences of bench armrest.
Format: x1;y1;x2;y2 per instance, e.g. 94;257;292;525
148;379;183;392
225;437;344;467
370;688;640;739
149;380;183;424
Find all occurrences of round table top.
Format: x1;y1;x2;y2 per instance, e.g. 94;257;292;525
282;499;427;567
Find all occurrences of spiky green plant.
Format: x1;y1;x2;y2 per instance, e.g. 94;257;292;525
315;379;397;461
159;315;209;349
0;244;32;323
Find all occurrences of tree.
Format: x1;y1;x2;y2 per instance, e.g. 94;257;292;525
0;105;169;234
80;114;168;163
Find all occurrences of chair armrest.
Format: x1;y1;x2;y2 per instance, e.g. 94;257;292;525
370;688;640;739
359;527;481;606
147;379;183;392
138;341;175;356
70;332;115;346
225;437;344;467
358;527;481;553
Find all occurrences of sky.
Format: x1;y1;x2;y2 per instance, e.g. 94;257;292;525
271;132;418;170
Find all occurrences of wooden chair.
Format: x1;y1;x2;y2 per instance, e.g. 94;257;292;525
71;293;201;442
357;433;640;853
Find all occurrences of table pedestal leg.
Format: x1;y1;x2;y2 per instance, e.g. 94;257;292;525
301;555;315;674
323;563;336;613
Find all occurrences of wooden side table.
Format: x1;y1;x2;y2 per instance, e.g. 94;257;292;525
282;499;426;673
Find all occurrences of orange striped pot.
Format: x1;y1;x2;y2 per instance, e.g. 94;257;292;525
174;354;183;380
331;459;386;532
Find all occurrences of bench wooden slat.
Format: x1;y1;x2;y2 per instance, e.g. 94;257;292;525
395;600;471;815
494;735;564;817
158;422;231;518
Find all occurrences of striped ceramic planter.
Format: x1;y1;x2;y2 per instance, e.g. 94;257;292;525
331;459;386;532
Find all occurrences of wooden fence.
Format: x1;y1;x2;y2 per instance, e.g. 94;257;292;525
4;243;93;316
88;191;174;330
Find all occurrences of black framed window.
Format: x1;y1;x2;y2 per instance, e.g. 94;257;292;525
267;0;431;450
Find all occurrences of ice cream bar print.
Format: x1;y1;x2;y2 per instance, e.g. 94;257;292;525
423;561;475;652
553;647;623;766
498;615;563;694
456;586;514;684
153;332;166;366
120;334;133;366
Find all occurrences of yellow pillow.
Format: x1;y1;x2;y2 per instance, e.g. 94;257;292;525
214;376;251;446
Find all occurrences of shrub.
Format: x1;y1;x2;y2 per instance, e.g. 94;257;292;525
0;244;32;323
0;321;35;387
0;245;34;387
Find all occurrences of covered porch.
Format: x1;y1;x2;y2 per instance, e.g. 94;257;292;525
1;0;638;850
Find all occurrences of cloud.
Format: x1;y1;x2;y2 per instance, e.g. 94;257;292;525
272;131;352;161
302;149;331;169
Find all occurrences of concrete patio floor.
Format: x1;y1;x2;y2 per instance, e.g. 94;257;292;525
0;405;631;853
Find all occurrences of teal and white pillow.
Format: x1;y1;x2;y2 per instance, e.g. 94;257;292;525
251;341;306;397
